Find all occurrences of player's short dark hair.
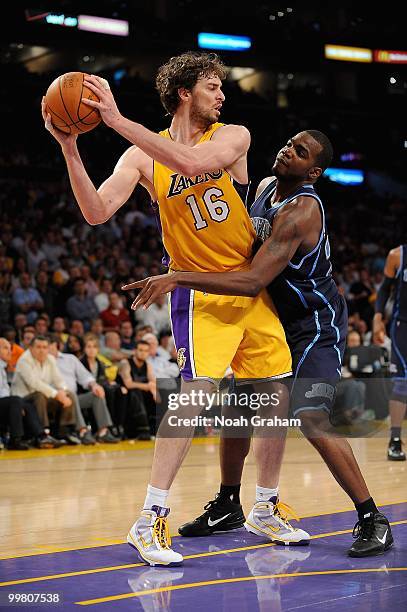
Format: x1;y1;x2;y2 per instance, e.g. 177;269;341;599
305;130;333;171
156;51;227;116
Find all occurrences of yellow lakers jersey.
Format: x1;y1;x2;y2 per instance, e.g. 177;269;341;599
153;123;256;272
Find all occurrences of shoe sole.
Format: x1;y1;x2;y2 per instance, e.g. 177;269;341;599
348;539;394;557
387;455;406;461
178;518;245;537
127;532;183;567
244;521;310;546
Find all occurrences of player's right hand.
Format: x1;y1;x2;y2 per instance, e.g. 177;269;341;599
41;97;78;148
122;274;177;310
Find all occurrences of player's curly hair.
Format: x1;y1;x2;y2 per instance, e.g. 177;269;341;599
156;51;227;116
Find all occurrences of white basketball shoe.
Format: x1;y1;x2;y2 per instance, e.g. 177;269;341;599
127;506;183;566
245;499;310;546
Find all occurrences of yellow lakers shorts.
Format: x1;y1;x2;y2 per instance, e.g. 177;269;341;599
169;287;292;382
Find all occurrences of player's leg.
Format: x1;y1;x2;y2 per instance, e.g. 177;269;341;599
388;398;406;460
178;389;251;537
293;357;393;555
301;411;382;530
150;379;214;488
179;291;295;540
292;296;393;556
244;379;310;545
129;288;245;563
178;380;293;540
298;403;371;500
298;404;393;556
235;291;309;545
388;321;407;459
128;378;214;565
251;381;288;490
387;383;407;460
220;436;251;485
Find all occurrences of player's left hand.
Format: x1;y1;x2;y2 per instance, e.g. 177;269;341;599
122;275;177;310
82;75;121;128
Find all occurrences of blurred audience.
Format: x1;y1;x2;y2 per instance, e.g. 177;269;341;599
0;337;61;449
48;336;119;444
12;335;78;442
118;339;155;439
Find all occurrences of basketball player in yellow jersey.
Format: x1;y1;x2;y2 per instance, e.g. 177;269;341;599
41;52;299;567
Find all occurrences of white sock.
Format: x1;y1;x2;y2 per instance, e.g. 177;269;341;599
144;484;169;510
256;485;279;503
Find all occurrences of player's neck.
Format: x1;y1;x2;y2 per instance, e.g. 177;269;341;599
169;113;211;146
274;179;312;203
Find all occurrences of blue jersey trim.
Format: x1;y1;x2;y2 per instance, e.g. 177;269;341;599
293;404;330;416
287;193;325;270
294;310;321;379
311;280;342;370
393;245;404;318
308;245;322;278
285;279;308;308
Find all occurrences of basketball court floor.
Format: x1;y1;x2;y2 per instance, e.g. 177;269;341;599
0;434;406;610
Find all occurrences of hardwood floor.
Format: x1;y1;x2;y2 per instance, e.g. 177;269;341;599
0;434;405;559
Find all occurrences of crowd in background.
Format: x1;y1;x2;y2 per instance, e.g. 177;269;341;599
0;65;406;449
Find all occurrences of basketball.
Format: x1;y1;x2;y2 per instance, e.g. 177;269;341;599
44;72;101;134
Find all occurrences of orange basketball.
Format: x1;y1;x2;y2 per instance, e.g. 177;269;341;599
44;72;101;135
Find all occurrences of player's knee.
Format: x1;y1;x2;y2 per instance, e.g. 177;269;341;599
298;409;328;437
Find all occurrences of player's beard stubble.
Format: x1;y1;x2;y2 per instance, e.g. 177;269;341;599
190;100;218;130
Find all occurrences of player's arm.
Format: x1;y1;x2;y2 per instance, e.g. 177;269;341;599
42;99;147;225
124;198;314;309
81;76;250;175
112;119;250;176
372;246;400;344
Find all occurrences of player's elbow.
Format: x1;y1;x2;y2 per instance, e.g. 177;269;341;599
85;212;110;225
86;216;103;226
86;218;106;227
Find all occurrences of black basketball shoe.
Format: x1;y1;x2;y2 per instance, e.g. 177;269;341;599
178;494;245;537
348;512;393;557
387;438;406;461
